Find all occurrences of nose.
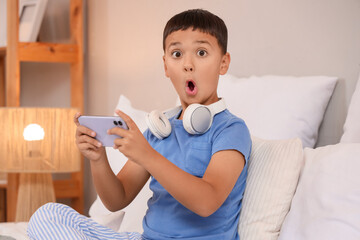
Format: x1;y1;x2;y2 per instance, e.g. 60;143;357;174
183;56;194;72
184;66;193;72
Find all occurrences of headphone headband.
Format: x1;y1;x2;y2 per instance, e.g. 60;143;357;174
163;98;226;119
163;106;182;119
146;98;226;139
208;98;226;115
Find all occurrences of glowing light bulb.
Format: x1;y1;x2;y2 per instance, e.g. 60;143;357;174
23;124;45;141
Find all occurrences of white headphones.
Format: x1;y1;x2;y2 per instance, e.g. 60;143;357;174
146;98;226;139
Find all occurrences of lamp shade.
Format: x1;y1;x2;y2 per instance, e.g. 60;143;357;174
0;108;81;173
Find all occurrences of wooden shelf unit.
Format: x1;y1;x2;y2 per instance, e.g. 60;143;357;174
0;0;84;222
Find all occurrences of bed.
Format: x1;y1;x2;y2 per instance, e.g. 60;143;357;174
0;222;28;239
1;72;359;240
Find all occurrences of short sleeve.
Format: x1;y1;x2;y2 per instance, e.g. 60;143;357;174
211;120;252;161
143;128;151;140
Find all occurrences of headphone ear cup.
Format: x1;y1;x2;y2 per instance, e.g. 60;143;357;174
183;104;213;134
146;110;172;139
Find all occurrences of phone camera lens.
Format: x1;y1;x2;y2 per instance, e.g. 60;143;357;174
113;121;118;126
118;121;123;126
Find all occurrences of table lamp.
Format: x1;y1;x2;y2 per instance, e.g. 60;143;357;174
0;108;81;222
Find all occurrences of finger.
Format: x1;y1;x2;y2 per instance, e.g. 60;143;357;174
107;126;128;137
77;125;96;138
113;137;126;147
78;134;102;148
115;110;138;130
113;143;125;151
74;112;82;126
78;142;97;151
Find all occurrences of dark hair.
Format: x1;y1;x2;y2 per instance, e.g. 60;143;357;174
163;9;228;54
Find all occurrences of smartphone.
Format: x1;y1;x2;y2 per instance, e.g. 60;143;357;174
78;115;128;147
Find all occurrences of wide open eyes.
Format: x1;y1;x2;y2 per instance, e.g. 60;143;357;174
170;49;208;58
197;49;207;57
171;51;182;58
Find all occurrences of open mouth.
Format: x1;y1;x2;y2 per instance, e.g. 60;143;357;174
188;81;195;91
186;80;197;95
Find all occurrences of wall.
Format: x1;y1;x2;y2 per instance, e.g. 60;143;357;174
87;0;360;140
20;0;360;214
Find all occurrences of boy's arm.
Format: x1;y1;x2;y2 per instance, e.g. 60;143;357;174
90;156;150;212
145;149;244;217
111;110;245;217
74;112;150;212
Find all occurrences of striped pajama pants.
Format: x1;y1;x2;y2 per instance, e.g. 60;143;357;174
27;203;143;240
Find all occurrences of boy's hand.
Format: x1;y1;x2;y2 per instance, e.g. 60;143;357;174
109;110;157;165
74;112;106;161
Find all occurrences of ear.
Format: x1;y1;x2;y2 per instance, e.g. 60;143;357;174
163;55;170;78
219;52;231;75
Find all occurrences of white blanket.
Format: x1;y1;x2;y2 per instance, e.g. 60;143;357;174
0;222;28;240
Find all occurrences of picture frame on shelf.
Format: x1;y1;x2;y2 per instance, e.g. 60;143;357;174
0;0;48;46
19;0;48;42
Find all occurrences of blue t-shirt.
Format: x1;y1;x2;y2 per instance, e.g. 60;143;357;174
142;109;252;240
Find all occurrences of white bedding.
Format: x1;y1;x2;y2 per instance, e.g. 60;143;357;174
0;213;123;240
0;222;28;240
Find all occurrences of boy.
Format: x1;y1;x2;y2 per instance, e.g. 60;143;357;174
27;9;251;240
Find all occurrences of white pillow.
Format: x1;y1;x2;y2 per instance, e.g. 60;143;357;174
239;136;303;240
218;74;337;148
90;210;125;232
340;73;360;143
279;143;360;240
89;95;151;233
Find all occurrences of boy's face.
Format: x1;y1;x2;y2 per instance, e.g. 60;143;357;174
163;29;230;109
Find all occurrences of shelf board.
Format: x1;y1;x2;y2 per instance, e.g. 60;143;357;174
0;42;78;63
0;47;5;57
0;172;6;188
54;179;81;199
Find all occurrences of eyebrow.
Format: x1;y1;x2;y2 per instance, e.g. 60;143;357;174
194;40;211;45
168;42;181;49
166;40;212;51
